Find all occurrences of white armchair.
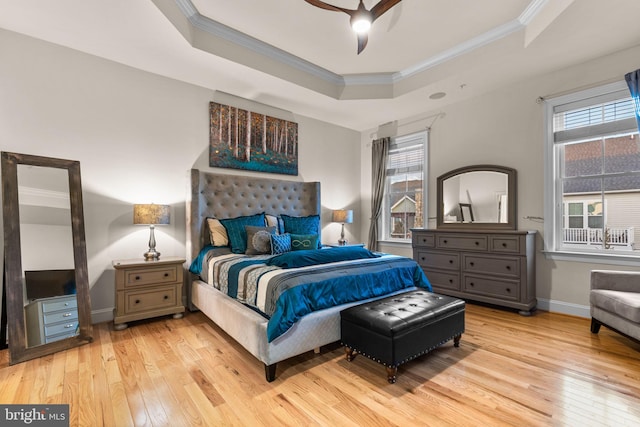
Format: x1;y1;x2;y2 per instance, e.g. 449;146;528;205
590;270;640;342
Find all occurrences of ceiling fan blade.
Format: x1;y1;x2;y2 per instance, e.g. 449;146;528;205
303;0;354;15
370;0;402;22
356;33;368;54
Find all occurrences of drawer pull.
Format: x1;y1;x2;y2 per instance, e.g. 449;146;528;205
63;313;72;317
502;243;507;247
164;295;169;300
475;241;479;245
448;279;453;283
135;276;141;280
449;259;454;264
506;266;511;270
506;288;511;293
469;282;474;287
135;299;141;304
64;302;69;306
421;257;425;261
469;262;475;266
64;324;74;329
164;273;169;277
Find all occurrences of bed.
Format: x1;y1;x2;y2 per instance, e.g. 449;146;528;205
186;169;431;381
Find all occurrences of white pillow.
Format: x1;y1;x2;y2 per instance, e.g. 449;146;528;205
206;218;229;246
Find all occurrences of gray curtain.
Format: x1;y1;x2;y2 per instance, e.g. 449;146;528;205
368;137;390;251
626;69;640;132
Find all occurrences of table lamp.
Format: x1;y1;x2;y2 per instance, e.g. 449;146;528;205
133;204;170;261
332;209;353;246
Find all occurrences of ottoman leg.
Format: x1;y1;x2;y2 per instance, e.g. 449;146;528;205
454;334;462;347
386;366;397;384
345;346;357;362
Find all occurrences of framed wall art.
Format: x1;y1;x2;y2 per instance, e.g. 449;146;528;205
209;102;298;175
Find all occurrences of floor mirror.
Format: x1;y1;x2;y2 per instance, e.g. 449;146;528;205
2;152;92;364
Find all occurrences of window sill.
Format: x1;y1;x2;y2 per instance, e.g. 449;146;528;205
378;240;412;248
543;249;640;267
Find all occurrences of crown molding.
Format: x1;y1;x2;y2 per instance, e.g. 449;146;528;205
159;0;548;100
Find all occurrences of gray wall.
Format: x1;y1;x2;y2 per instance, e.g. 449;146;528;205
0;29;361;323
361;44;640;317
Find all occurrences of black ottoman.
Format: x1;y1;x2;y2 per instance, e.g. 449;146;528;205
340;290;465;383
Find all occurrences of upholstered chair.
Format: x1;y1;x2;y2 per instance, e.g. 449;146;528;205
590;270;640;343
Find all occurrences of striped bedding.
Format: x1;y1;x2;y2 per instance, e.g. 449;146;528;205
199;248;432;342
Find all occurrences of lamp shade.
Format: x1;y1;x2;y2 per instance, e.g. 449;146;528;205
332;209;353;224
133;204;170;225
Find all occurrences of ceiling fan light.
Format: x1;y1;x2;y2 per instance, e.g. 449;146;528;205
351;12;372;33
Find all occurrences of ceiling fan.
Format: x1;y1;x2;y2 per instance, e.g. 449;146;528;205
304;0;402;54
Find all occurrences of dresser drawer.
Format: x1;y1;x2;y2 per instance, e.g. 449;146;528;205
437;235;488;251
463;254;520;278
124;265;178;288
41;297;77;313
490;236;522;254
43;309;78;325
463;275;520;300
413;232;435;248
124;286;177;314
44;321;78;337
416;250;460;270
423;269;460;291
45;331;78;344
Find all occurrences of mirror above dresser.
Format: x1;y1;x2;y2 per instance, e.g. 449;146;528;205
437;165;517;230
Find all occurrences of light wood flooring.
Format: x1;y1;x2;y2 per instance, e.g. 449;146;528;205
1;303;639;426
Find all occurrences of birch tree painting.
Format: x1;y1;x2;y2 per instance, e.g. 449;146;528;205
209;102;298;175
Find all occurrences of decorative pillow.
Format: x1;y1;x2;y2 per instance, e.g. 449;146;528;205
267;246;380;269
290;233;319;251
246;226;276;255
206;218;229;247
265;214;285;234
280;214;321;248
219;213;266;254
271;233;292;255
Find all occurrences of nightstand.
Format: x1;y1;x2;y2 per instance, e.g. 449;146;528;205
112;257;186;330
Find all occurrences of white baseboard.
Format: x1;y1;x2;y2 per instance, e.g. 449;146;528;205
537;298;590;318
91;307;113;324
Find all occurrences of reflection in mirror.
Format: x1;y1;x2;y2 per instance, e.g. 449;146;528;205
2;152;92;365
437;165;517;230
17;165;78;348
442;172;508;223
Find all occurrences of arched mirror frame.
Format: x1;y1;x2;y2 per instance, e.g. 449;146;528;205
436;164;517;230
2;152;92;364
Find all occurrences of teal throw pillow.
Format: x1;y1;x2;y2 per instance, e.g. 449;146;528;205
290;234;319;251
271;233;292;255
219;213;266;254
280;214;321;248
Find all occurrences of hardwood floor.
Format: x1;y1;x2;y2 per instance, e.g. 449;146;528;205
1;303;639;426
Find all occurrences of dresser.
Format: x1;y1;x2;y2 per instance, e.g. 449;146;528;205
412;229;536;315
25;294;79;347
113;257;186;330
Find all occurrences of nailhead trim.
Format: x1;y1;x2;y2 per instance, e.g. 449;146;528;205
342;333;460;368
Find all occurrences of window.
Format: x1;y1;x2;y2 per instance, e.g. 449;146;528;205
545;81;640;258
382;131;428;241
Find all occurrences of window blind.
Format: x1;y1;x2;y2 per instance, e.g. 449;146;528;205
553;90;637;143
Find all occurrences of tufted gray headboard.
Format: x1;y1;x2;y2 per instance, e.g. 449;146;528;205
186;169;321;266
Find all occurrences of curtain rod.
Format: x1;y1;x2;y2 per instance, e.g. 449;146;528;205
369;112;446;138
536;77;621;104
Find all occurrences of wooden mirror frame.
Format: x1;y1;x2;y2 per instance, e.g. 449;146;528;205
2;152;92;364
436;164;517;231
